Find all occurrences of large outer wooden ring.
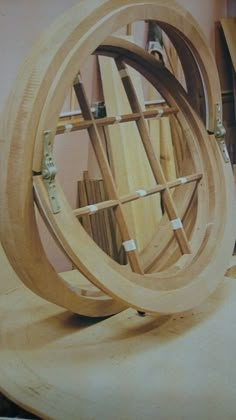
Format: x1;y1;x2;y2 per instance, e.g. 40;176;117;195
0;0;233;314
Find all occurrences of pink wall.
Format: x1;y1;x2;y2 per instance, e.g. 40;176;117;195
0;0;228;272
177;0;227;50
227;0;236;16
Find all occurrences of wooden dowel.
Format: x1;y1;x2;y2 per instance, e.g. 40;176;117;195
74;199;119;216
74;173;202;216
115;59;192;254
56;107;178;135
59;98;166;119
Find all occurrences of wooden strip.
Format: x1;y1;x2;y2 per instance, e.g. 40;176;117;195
74;198;119;217
101;179;123;263
73;75;143;273
89;176;101;247
94;179;106;252
73;173;202;216
77;180;93;236
116;59;191;254
146;60;163;226
97;180;114;258
83;171;99;245
56;107;177;134
147;43;177;208
160;116;177;181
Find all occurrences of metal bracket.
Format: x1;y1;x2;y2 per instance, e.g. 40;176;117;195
214;103;230;163
42;130;60;214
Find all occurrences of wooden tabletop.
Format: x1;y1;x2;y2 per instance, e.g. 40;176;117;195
1;245;236;420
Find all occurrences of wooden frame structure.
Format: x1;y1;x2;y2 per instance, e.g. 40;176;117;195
0;0;235;316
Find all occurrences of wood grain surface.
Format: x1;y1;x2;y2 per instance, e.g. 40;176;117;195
0;261;236;419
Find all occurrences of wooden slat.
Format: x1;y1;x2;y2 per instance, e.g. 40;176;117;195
147;47;177;202
73;75;143;273
145;51;163;224
116;59;191;254
74;173;202;217
77;180;93;236
160;116;177;181
56;107;177;134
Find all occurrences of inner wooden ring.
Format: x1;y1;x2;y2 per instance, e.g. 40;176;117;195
33;40;232;313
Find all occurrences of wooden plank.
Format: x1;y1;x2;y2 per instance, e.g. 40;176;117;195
145;48;163;225
99;37;161;252
160;116;177;181
77;180;93;237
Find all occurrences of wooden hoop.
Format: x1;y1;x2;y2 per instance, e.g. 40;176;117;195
32;40;234;313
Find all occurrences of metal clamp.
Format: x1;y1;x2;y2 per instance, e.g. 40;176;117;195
42;130;60;213
214;103;230;163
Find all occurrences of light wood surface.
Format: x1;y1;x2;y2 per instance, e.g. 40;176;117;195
99;37;161;252
0;263;236;420
160;116;177;181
